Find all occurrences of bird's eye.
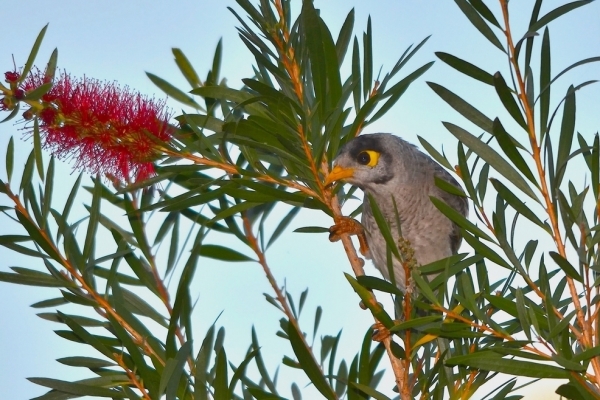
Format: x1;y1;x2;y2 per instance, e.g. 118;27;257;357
356;150;380;167
357;151;370;165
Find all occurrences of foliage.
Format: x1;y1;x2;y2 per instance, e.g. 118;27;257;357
1;0;600;399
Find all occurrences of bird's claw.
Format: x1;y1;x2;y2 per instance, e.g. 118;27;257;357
372;321;392;342
329;216;370;256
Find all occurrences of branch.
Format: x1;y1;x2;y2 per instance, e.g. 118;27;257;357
499;0;600;386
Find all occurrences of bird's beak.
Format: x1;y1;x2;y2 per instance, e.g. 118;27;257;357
324;165;354;186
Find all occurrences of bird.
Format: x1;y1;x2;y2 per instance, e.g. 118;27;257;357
325;133;468;293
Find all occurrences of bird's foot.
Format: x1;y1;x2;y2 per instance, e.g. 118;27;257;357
372;321;394;342
329;216;370;256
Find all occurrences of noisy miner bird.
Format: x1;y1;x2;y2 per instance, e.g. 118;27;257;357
325;133;468;293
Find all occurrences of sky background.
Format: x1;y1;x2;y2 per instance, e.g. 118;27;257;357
1;1;599;399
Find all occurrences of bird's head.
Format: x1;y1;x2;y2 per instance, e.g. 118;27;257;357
324;133;399;191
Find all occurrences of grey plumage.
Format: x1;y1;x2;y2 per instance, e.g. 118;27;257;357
331;133;468;292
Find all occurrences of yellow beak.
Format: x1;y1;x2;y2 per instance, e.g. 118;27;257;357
324;165;355;186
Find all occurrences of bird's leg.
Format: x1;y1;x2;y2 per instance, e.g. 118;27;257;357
328;216;370;256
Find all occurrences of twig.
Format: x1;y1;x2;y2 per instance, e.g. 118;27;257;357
128;195;195;375
326;180;408;397
113;352;152;399
241;212;338;399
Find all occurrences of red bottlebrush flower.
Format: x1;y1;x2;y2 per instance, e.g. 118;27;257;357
4;71;19;83
20;68;173;183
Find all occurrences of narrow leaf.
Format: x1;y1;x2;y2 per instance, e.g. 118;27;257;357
549;251;582;282
287;322;337;400
198;244;254;262
443;122;537;199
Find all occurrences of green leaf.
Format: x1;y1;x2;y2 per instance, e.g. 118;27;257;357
356;275;403;297
0;240;47;258
528;1;593;33
366;194;401;260
44;48;58;82
493;72;527;130
411;270;439;305
555;86;576;187
15;210;62;262
27;377;126;397
442;122;537;200
430;196;494;242
267;207;300;248
490;179;548;232
417;136;454;170
124;193;153;263
199;244;254;262
83;178;102;266
545;56;600;94
19;24;48;84
428;82;493;133
191;84;265;118
42;158;54;227
229;348;259;395
389;316;442;332
434;176;467;198
161;341;193;400
194;325;215;400
352;38;362;111
539;28;551;137
57;173;82;240
293;226;329;233
287;321;337;400
369;62;434;124
107;298;158;394
210;201;261;223
33;119;44;180
6;136;14;182
461;230;512;270
31;297;67;308
362;17;373;101
556;382;598;400
246;388;286;400
251;327;278;394
349;382;391;400
468;0;501;28
491;118;537;185
454;0;504;52
120;288;168;327
345;274;394;328
57;357;115;368
515;288;532;340
0;104;21;123
172;47;202;88
549;251;582;282
572;345;600;363
302;0;342;118
177;113;224;133
335;9;355;65
435;52;494;85
213;348;230;400
453;355;568;378
147;72;201;109
0;270;63;287
19;150;35;191
24;82;53;101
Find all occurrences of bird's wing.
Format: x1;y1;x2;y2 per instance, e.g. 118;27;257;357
431;163;469;254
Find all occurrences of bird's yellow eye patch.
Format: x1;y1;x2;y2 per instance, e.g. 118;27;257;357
357;150;380;167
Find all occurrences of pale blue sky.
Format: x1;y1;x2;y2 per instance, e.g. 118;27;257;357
1;1;599;399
